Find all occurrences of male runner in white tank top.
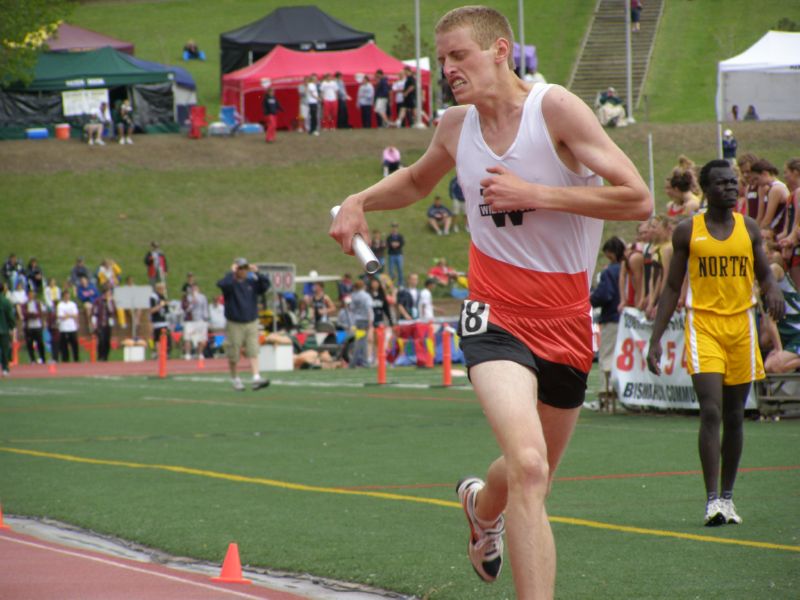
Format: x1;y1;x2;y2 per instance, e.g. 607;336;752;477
330;6;652;599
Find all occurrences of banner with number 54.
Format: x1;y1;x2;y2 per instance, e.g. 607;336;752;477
611;308;756;411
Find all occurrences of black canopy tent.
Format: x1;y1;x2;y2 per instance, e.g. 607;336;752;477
220;5;374;75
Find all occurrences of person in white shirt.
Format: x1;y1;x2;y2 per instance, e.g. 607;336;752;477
329;6;651;597
357;76;375;128
391;73;405;125
418;278;436;321
319;73;339;130
522;67;546;85
182;283;210;360
56;290;80;362
297;77;309;132
305;74;320;135
43;278;60;312
86;101;111;146
9;279;28;319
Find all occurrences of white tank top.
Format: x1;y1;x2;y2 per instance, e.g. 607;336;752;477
456;83;604;315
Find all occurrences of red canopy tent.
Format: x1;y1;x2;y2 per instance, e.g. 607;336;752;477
221;43;430;129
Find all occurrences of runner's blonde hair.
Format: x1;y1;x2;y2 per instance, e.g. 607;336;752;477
435;6;515;69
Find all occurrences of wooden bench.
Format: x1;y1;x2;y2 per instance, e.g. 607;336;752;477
755;373;800;419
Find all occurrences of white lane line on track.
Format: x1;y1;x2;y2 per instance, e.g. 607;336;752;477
0;535;282;600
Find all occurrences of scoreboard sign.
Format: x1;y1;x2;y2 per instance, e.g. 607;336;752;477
256;263;296;292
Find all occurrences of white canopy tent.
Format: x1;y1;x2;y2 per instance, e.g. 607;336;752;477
716;31;800;122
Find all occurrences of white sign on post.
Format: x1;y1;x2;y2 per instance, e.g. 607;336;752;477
62;89;109;117
255;263;296;293
114;285;154;340
612;308;756;410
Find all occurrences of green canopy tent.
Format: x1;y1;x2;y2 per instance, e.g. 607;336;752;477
0;47;178;139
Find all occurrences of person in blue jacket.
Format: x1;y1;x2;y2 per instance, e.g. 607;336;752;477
591;237;625;389
217;258;271;391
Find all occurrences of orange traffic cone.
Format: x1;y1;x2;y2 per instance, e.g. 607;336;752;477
48;362;57;375
0;505;11;530
211;543;251;584
197;355;205;370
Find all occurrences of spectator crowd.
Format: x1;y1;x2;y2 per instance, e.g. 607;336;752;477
292;65;423;136
1;174;472;374
592;150;800;379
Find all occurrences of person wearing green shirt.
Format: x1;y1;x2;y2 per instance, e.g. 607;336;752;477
0;290;16;376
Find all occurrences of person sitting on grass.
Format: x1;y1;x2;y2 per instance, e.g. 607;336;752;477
761;260;800;374
427;257;458;287
183;39;205;61
382;146;401;177
596;86;627;128
427;195;453;235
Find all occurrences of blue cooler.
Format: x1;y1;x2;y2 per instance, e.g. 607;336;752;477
26;128;49;139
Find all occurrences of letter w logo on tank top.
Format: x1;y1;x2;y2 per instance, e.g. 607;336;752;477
478;186;536;227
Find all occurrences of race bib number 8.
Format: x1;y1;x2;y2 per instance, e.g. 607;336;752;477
461;300;489;336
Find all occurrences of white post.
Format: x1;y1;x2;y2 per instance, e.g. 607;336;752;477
715;68;724;159
625;0;634;123
648;132;655;214
518;0;526;76
414;0;424;128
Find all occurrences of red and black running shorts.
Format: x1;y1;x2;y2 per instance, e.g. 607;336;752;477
458;321;588;410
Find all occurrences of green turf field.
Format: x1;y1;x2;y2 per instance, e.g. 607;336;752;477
1;368;798;599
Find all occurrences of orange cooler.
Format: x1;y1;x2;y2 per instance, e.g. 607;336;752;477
55;123;70;140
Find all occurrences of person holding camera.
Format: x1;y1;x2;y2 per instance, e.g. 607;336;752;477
217;258;271;391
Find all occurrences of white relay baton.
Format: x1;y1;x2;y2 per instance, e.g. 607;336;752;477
330;205;380;274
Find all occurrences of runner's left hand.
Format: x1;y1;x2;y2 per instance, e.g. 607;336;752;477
479;166;537;211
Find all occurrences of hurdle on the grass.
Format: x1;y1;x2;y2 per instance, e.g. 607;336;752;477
442;325;452;387
425;321;435;368
158;331;167;378
10;340;19;367
376;324;387;385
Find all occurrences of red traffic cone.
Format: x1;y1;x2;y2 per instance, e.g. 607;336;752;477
197;355;205;370
211;543;251;584
48;362;57;375
0;505;11;530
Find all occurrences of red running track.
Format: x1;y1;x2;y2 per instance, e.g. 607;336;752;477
2;359;313;598
0;526;311;600
5;357;231;379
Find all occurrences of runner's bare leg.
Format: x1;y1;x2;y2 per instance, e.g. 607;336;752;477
469;360;579;600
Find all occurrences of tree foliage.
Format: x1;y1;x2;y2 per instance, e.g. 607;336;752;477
774;17;800;31
390;23;433;62
0;0;75;87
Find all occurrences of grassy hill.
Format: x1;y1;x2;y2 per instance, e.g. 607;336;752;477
3;121;799;297
643;0;800;122
4;0;799;293
70;0;593;117
69;0;800;123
